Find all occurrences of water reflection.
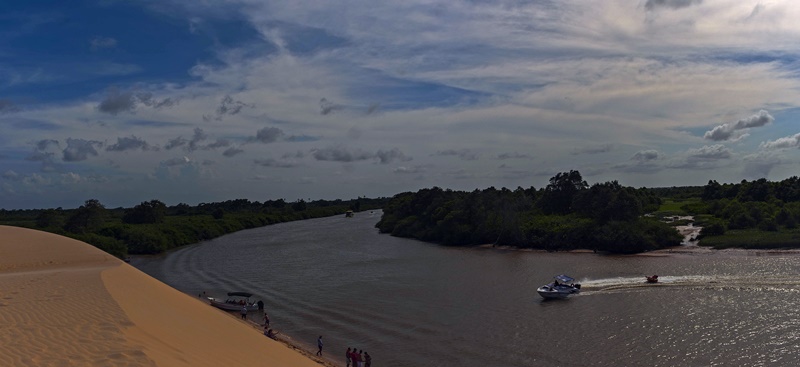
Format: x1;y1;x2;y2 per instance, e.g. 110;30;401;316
135;211;800;366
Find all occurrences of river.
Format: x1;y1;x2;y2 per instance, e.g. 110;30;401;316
133;210;800;366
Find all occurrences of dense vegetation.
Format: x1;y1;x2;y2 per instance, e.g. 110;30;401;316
6;174;800;257
0;197;387;258
376;170;682;254
690;177;800;249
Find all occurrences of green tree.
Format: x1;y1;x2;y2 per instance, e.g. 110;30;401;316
64;199;107;234
573;181;642;222
700;221;726;236
291;199;307;212
212;208;225;219
702;180;723;201
35;209;62;228
538;170;588;215
123;200;167;224
737;178;773;202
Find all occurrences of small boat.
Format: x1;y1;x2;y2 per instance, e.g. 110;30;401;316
208;292;261;312
646;275;659;283
537;275;581;299
345;210;354;218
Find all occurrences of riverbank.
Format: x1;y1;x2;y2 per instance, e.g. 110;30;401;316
0;225;330;367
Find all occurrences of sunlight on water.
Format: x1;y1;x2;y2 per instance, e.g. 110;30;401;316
135;212;800;367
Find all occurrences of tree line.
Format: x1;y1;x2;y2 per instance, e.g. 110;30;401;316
376;170;681;254
0;197;387;258
696;177;800;239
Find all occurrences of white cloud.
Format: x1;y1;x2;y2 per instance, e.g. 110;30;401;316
704;110;774;141
760;133;800;150
6;0;800;208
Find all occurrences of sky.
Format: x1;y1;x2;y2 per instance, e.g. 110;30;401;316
2;0;800;210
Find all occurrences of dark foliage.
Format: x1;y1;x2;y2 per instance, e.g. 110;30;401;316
0;197;388;259
376;171;680;254
693;176;800;249
698;177;800;235
36;209;63;228
538;170;587;215
64;199;108;234
123;200;167;224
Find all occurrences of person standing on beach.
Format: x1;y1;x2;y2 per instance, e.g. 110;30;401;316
364;351;371;367
345;347;352;367
349;347;357;366
316;335;323;356
240;305;247;320
263;312;270;328
355;349;363;367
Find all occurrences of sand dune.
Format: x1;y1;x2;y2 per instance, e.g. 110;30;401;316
0;225;325;367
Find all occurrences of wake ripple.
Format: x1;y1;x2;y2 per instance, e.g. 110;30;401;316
578;275;800;294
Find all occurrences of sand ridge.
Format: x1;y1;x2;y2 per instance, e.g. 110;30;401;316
0;225;326;367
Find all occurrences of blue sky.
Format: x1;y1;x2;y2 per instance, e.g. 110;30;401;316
2;0;800;209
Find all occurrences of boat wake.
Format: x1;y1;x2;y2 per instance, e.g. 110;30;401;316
577;275;800;294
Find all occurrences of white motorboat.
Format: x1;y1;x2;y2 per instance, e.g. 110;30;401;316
208;292;262;312
537;275;581;299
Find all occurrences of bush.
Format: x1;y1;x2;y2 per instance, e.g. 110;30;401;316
700;221;726;236
66;233;127;259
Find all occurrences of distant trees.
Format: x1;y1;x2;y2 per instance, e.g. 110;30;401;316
377;171;680;254
123;200;167;224
291;199;307;212
35;209;62;228
538;170;588;214
698;176;800;235
64;199;107;234
0;196;389;259
212;208;225;219
572;181;643;223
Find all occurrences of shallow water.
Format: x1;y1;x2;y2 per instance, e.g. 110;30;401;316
134;211;800;366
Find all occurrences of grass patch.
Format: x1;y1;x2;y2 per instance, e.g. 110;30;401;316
691;214;716;227
699;229;800;249
657;197;702;213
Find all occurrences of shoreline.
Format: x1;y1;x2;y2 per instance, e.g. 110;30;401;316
476;222;800;257
221;308;343;367
0;225;333;367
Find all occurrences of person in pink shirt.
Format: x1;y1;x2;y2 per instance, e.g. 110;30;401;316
355;349;364;367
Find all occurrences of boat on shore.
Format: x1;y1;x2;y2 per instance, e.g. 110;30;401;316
208;292;262;312
537;275;581;299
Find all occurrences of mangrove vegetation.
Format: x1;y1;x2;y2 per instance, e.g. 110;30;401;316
376;170;682;254
4;171;800;257
0;197;386;259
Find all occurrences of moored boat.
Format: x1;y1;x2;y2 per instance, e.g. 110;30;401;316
537;275;581;299
646;275;659;283
208;292;261;312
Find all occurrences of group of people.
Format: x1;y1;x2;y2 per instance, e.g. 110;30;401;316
211;297;374;365
345;347;371;367
262;312;278;339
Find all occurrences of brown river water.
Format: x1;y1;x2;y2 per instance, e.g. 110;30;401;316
134;211;800;366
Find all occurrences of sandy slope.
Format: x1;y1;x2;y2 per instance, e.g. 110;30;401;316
0;225;324;367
